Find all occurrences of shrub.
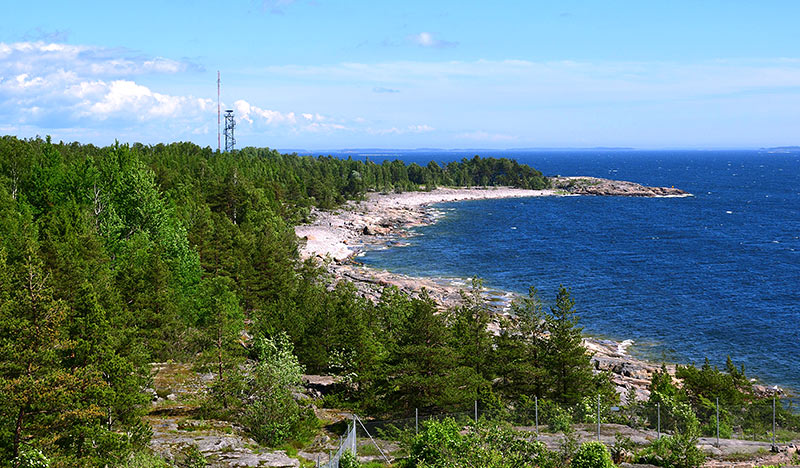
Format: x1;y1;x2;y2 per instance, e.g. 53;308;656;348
207;332;317;447
403;418;561;468
610;434;635;465
176;445;207;468
571;441;615;468
339;450;359;468
548;405;574;434
121;450;172;468
636;423;705;468
406;417;464;467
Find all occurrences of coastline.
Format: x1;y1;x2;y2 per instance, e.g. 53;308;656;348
294;181;780;401
295;182;701;401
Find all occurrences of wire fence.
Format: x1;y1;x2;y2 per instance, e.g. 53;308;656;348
315;394;798;466
319;417;356;468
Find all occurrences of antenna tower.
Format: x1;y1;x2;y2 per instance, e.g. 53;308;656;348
224;110;236;152
217;71;221;152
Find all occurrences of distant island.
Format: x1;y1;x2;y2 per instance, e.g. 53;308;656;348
281;146;637;155
764;146;800;153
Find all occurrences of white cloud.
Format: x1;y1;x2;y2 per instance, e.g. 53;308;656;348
409;32;458;49
233;99;346;133
0;41;201;77
85;80;212;121
0;41;342;141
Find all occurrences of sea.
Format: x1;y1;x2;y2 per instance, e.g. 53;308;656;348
323;150;800;390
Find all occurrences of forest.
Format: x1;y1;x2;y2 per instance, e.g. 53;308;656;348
0;136;797;468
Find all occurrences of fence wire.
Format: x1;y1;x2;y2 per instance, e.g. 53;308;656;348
320;418;356;468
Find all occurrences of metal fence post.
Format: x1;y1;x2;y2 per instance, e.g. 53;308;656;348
657;402;660;439
535;396;539;435
415;408;418;434
716;397;720;447
597;394;601;441
474;400;478;423
772;395;777;450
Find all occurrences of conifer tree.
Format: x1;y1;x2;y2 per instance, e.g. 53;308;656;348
449;278;494;379
543;285;594;407
494;286;548;398
196;276;244;386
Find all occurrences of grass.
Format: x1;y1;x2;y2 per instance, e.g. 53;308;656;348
357;443;383;457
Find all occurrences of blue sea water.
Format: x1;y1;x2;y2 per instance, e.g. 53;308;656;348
338;150;800;389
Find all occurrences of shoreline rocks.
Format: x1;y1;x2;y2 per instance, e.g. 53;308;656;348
293;183;699;400
550;176;692;197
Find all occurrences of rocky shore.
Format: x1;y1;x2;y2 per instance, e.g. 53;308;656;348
294;181;703;401
551;176;691;197
295;181;689;399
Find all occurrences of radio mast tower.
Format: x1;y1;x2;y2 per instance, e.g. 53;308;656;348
217;71;221;152
224;110;236;152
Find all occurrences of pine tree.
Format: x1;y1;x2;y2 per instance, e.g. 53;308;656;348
385;294;485;412
0;232;69;462
494;286;548;398
543;285;595;407
449;278;494;379
196;276;244;386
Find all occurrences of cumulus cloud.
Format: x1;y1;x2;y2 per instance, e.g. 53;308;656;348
373;86;400;93
0;42;211;130
234;99;346;132
409;32;458;48
84;80;212;121
0;41;202;77
0;41;342;141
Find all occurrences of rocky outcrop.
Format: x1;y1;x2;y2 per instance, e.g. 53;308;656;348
550;176;691;197
147;363;302;467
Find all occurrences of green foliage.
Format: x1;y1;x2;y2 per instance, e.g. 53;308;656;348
120;450;171;468
176;445;207;468
405;417;464;467
645;366;699;433
403;418;558;468
542;286;596;407
376;292;486;414
449;278;494;379
610;434;635;465
206;332;317;447
14;447;50;468
544;401;574;434
571;441;615;468
636;423;705;468
494;287;547;400
339;449;359;468
0;136;615;463
195;276;244;383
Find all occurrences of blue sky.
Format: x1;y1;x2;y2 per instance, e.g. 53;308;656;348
2;0;800;149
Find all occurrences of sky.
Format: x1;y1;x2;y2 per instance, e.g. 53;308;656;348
2;0;800;150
